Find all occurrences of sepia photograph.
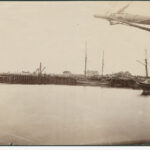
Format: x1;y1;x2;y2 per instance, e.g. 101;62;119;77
0;1;150;146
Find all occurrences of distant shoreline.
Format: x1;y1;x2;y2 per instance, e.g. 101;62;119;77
0;72;146;89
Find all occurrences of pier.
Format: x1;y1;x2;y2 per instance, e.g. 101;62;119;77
0;74;77;85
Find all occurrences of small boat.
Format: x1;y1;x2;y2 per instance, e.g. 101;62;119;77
137;80;150;90
137;79;150;95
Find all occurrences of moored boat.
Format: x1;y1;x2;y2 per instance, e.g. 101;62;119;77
137;79;150;94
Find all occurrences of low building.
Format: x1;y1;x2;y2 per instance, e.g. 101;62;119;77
63;71;72;76
21;71;31;75
86;70;99;76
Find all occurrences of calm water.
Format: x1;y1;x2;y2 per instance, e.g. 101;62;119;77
0;84;149;145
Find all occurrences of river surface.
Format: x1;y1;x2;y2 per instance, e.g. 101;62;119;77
0;84;149;145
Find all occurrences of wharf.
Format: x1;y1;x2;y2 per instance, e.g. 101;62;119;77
0;74;77;85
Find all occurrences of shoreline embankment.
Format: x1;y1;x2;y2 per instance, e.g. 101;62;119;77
0;73;146;89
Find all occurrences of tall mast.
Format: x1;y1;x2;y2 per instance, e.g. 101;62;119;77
101;50;104;76
145;49;148;78
39;62;42;76
136;49;149;78
84;41;87;77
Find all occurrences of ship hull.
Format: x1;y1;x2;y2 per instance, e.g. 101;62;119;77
137;82;150;91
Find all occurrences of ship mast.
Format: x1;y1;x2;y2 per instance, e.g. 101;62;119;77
84;41;87;77
145;49;148;78
101;50;104;76
39;62;42;75
136;49;149;78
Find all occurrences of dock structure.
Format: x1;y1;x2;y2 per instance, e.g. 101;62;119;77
0;63;77;85
0;74;77;85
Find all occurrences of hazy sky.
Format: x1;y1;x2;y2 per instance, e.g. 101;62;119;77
0;1;150;76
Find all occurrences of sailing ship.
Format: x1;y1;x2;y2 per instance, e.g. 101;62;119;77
77;43;109;86
136;50;150;93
